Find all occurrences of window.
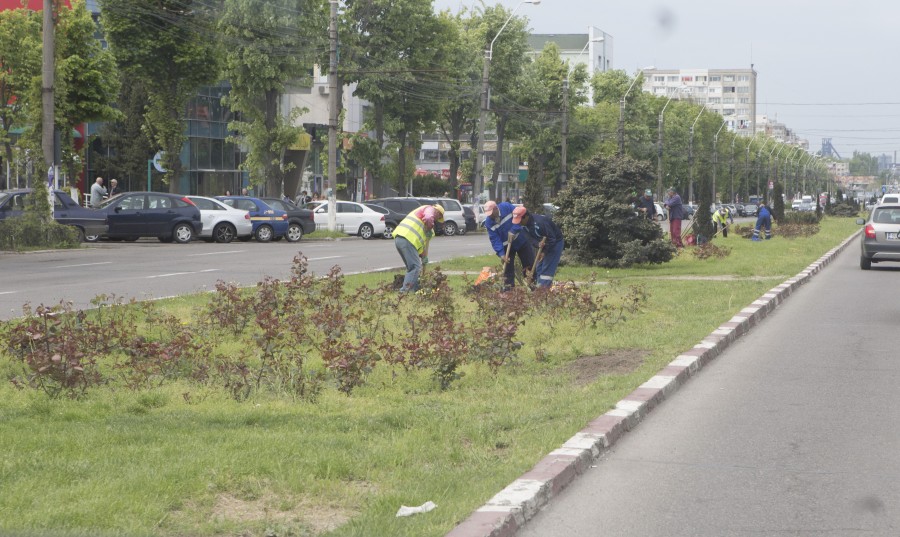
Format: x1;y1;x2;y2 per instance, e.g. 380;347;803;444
667;75;679;82
723;86;736;93
681;76;693;82
696;76;707;82
148;195;172;209
653;76;665;82
724;75;735;82
723;97;735;104
191;198;219;211
739;98;750;104
708;97;721;104
710;75;721;82
737;86;750;93
738;75;750;81
723;109;735;116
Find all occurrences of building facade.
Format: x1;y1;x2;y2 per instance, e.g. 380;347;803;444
642;67;757;137
528;27;613;105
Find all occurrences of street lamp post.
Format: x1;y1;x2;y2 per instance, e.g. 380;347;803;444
688;105;706;204
618;65;654;155
474;0;540;204
730;136;736;203
657;86;686;199
326;0;339;231
756;138;772;199
712;120;727;204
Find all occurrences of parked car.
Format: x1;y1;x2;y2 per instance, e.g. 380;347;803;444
432;198;468;236
857;204;900;270
464;203;488;227
878;194;900;205
733;204;745;217
185;195;253;243
743;203;758;217
681;203;696;220
94;192;202;243
307;200;385;239
259;198;316;242
653;202;667;221
363;202;406;239
0;189;107;242
217;196;290;242
461;205;478;232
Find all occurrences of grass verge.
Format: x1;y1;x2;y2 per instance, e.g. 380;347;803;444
0;217;860;537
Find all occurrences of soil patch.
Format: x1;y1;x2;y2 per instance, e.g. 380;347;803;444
197;491;357;535
562;349;649;386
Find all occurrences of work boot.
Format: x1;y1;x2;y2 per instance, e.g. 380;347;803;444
751;236;761;242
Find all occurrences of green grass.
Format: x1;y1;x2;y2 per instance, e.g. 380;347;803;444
0;217;860;537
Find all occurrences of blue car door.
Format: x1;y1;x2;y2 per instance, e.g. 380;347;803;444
107;194;146;236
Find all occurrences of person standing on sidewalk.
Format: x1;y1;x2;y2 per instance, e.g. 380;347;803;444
512;206;564;288
89;177;107;208
752;201;772;241
393;204;444;292
664;187;685;248
484;200;535;289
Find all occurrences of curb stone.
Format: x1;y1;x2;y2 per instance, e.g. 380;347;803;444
445;230;863;537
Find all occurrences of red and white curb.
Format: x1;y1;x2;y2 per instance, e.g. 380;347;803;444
445;230;862;537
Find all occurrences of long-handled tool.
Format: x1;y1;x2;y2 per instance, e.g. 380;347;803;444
501;231;515;272
528;237;547;285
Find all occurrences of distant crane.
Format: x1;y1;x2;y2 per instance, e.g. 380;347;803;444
821;138;842;160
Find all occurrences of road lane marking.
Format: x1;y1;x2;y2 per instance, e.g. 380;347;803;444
308;256;342;261
55;262;113;269
188;251;247;257
0;291;17;295
147;269;220;279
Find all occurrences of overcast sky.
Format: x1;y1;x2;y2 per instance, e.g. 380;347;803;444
434;0;900;161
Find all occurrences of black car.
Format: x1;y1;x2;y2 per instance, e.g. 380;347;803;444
367;197;446;234
461;205;477;232
363;202;406;239
95;192;202;243
0;189;107;241
260;198;316;242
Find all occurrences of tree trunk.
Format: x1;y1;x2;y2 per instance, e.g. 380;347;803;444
397;130;408;195
490;113;508;201
264;88;281;197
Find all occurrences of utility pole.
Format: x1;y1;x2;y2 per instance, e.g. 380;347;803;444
41;0;56;203
559;78;568;195
326;0;338;231
656;112;664;199
730;137;736;203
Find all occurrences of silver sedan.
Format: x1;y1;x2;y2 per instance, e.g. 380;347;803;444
858;204;900;269
186;195;254;243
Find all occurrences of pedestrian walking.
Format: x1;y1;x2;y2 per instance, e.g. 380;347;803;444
393;204;444;293
752;201;772;241
637;189;656;220
712;206;730;238
664;187;685;248
512;206;564;288
484;200;535;289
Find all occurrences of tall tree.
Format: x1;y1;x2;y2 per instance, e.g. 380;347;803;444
101;0;220;190
218;0;328;197
474;4;530;194
342;0;448;195
0;8;41;185
434;9;479;194
508;43;587;208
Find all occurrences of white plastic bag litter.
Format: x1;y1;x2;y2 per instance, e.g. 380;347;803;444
396;501;437;517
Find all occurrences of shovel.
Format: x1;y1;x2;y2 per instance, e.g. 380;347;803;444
528;237;547;285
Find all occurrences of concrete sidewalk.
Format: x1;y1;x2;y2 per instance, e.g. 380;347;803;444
445;230;862;537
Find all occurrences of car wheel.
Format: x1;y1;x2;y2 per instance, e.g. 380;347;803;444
173;223;194;244
286;223;303;242
860;256;872;270
213;223;236;244
458;223;467;235
655;213;665;222
255;225;274;242
83;233;100;243
359;223;374;240
383;223;395;240
443;221;458;236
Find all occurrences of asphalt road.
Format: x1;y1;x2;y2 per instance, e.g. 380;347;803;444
0;233;489;320
519;241;900;536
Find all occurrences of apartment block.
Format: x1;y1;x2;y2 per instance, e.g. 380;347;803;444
641;67;756;136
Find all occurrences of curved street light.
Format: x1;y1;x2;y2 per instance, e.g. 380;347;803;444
473;0;540;204
618;65;655;155
657;86;688;198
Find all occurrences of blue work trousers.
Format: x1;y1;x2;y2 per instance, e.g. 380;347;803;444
536;240;564;287
395;236;422;292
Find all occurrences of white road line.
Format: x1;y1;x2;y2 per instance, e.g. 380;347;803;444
147;269;220;279
0;291;17;295
308;256;342;261
188;250;247;257
55;262;113;269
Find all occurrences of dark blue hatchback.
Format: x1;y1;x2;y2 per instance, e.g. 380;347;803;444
217;196;289;242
